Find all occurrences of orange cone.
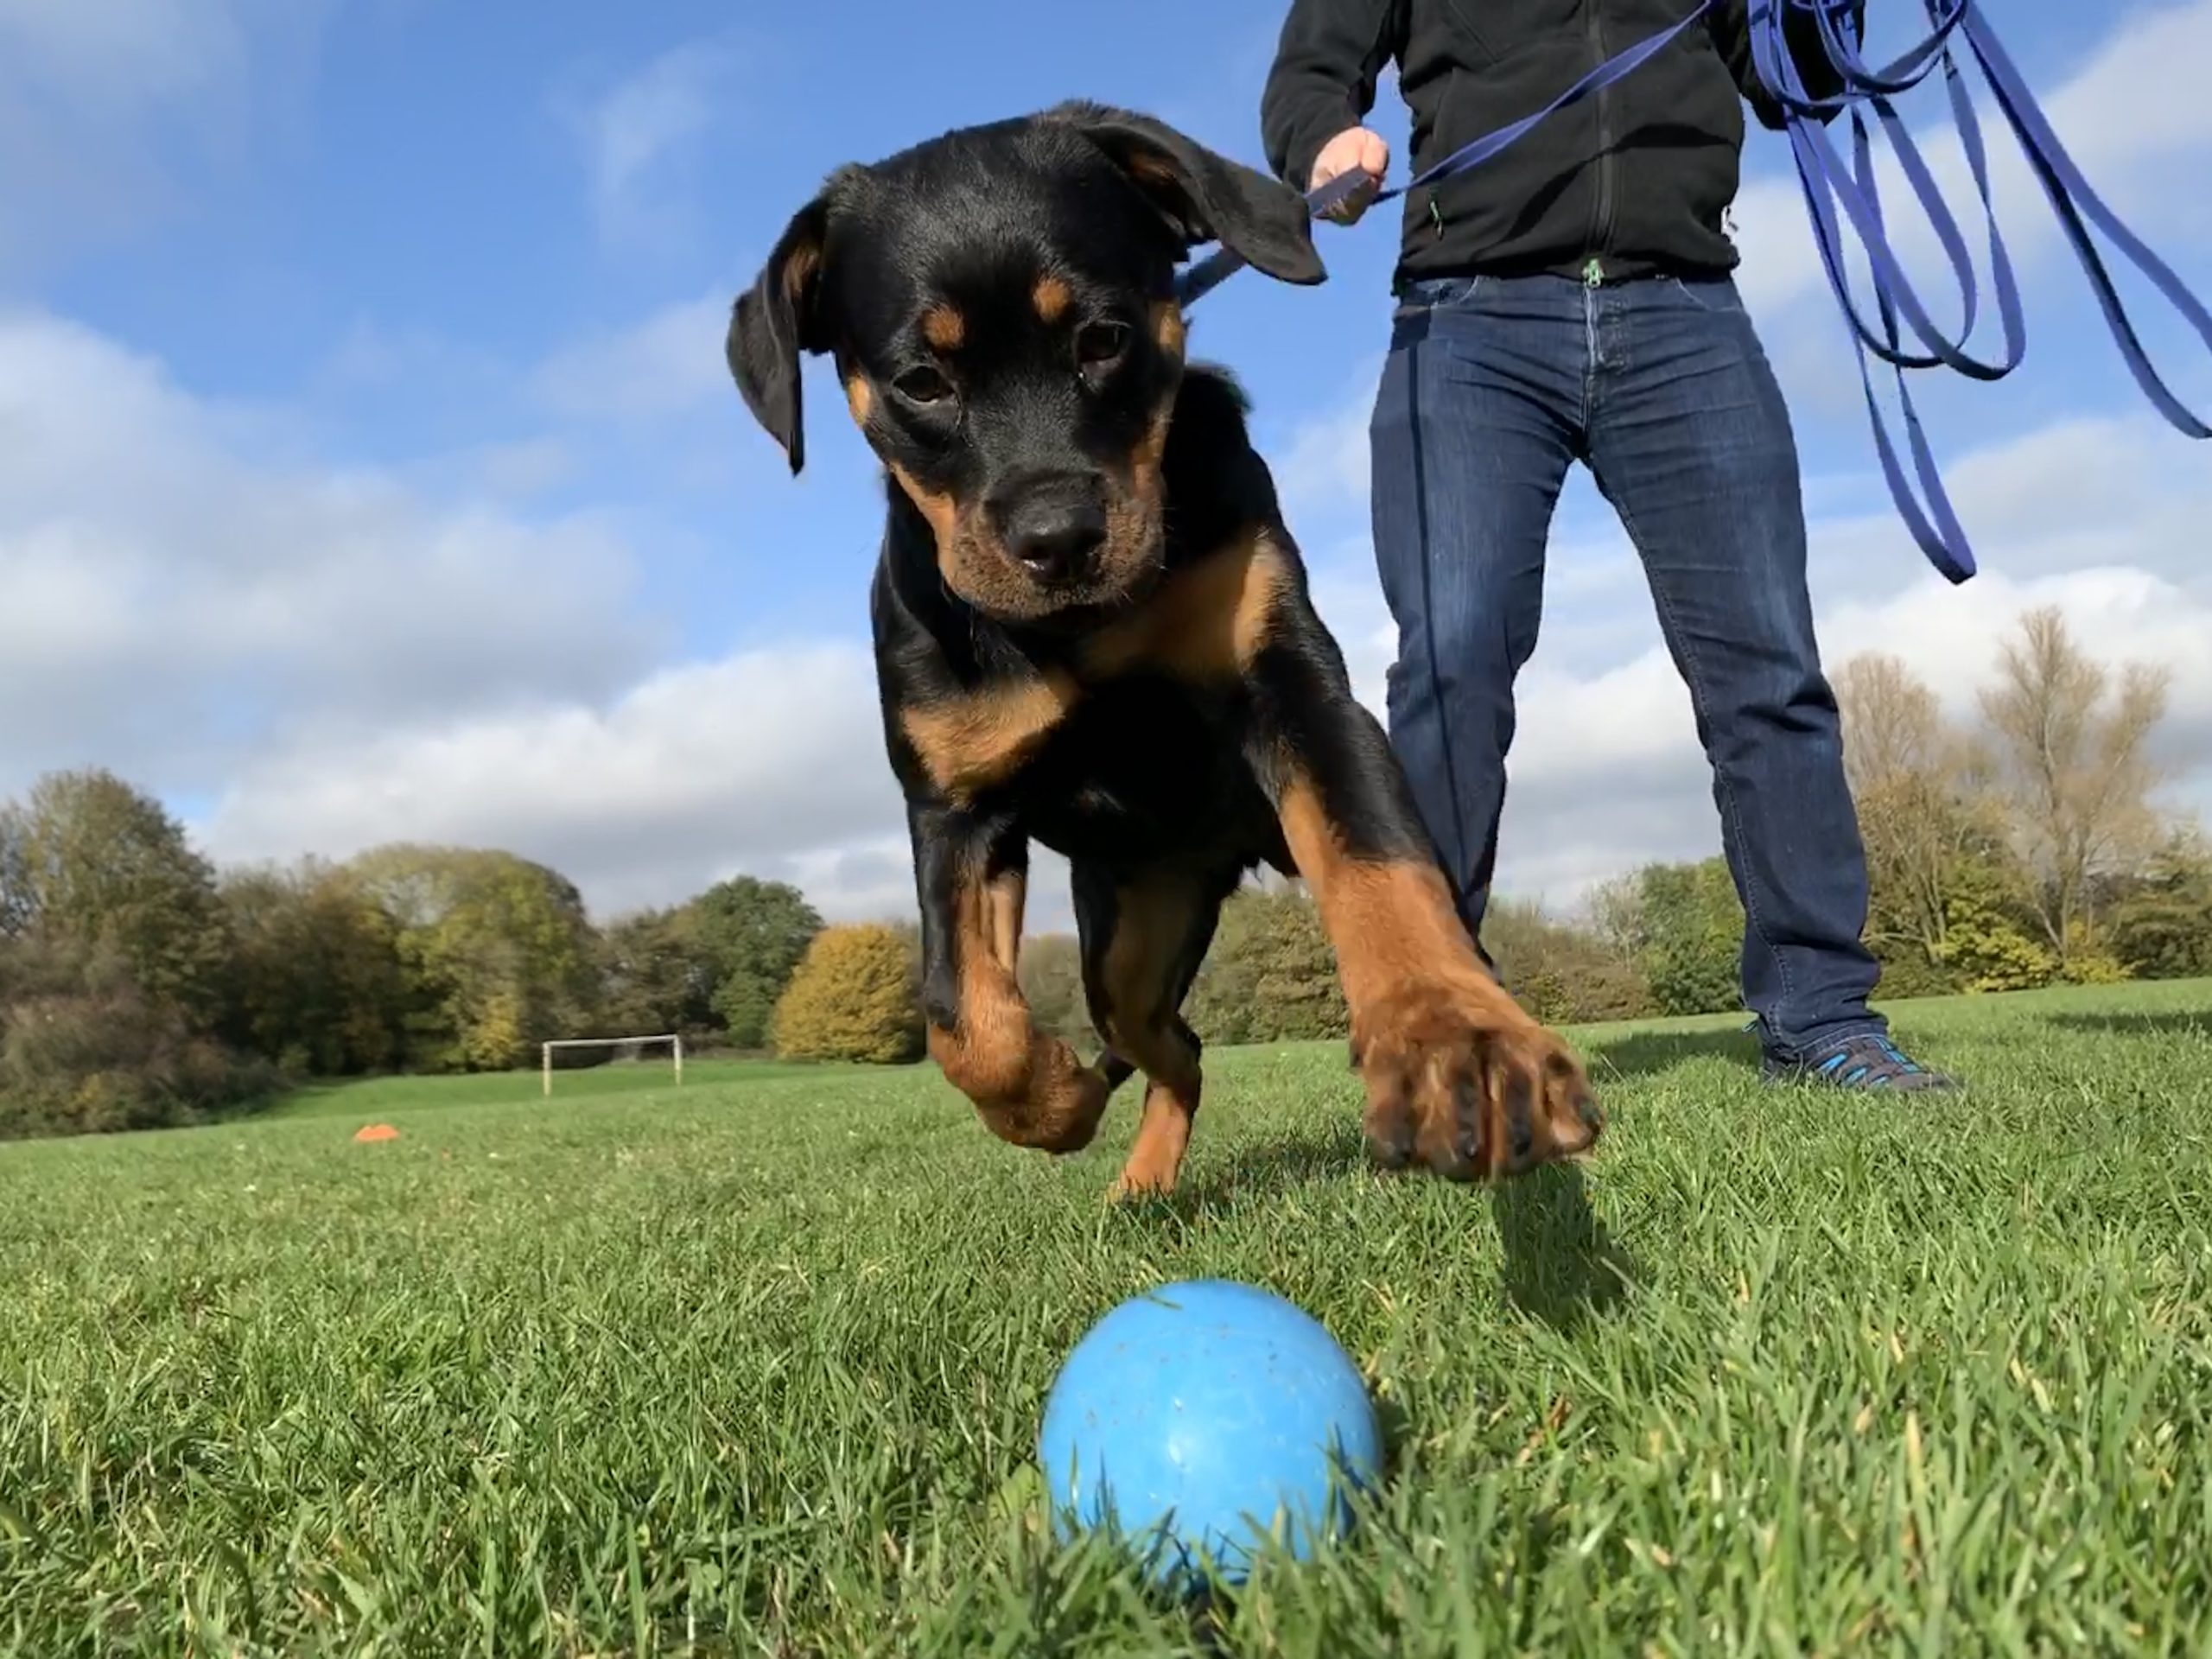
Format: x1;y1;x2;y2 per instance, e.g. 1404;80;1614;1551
353;1123;401;1143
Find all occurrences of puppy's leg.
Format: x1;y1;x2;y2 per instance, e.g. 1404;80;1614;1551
1244;609;1604;1181
1071;859;1228;1200
913;804;1125;1152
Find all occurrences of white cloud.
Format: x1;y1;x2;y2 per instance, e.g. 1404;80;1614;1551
534;291;733;423
192;392;2208;936
464;437;576;500
0;0;249;105
0;306;923;927
1297;409;2212;912
566;35;745;255
0;308;655;794
200;643;911;923
13;306;2207;947
1271;353;1383;524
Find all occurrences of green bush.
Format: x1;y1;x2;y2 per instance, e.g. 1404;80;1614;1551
1016;932;1091;1048
1624;858;1745;1017
1;980;283;1141
1185;887;1346;1046
688;876;823;1050
2108;832;2212;981
1481;898;1654;1025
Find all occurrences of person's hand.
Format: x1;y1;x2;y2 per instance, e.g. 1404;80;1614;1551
1309;127;1390;223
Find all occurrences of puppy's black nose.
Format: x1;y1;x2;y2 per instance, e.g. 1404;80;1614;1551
995;492;1107;583
1003;501;1106;582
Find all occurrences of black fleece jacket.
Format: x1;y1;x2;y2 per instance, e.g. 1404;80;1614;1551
1260;0;1859;289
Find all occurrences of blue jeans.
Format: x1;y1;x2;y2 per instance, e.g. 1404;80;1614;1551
1367;270;1884;1059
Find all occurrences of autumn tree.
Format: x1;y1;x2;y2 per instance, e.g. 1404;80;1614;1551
1612;857;1745;1017
346;844;601;1071
2108;827;2212;981
1833;652;2047;995
0;770;274;1137
0;817;26;944
1976;607;2171;976
219;858;411;1074
595;906;715;1038
1584;862;1743;1014
1;957;271;1139
771;924;923;1063
0;768;232;1022
687;876;823;1049
1584;873;1647;969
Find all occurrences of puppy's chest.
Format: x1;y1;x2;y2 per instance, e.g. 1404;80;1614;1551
1013;677;1260;854
893;531;1292;812
897;664;1253;828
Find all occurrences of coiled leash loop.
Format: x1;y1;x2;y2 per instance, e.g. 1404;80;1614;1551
1177;0;2212;584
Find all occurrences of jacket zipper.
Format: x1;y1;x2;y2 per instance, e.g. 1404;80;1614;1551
1586;0;1615;282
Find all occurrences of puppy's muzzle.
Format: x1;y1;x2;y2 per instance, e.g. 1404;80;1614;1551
988;474;1109;588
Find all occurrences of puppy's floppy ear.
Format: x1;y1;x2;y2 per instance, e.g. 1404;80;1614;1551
1044;101;1325;287
728;194;831;474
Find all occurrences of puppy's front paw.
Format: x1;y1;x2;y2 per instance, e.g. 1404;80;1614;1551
1020;1039;1113;1154
933;1027;1112;1154
1353;982;1601;1180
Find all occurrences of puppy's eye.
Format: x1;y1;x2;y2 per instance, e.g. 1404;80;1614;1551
893;366;954;406
1075;321;1129;371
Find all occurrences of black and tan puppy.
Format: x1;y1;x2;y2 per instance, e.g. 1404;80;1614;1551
726;102;1601;1199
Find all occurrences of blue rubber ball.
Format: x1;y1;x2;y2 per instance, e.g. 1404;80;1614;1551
1036;1278;1384;1585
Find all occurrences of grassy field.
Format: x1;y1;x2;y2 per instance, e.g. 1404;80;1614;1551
3;981;2209;1656
268;1057;868;1121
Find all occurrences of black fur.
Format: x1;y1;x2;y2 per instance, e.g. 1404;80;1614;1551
725;101;1599;1187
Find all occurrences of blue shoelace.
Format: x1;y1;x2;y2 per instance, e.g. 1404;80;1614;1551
1808;1033;1933;1086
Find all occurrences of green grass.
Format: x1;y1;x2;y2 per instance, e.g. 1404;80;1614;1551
266;1057;869;1121
3;981;2209;1656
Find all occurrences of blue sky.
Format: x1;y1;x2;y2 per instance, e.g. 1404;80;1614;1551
4;0;2210;930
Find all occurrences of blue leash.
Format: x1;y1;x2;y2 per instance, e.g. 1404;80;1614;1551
1177;0;2212;586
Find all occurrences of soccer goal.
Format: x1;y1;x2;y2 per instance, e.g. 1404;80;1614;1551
540;1033;684;1096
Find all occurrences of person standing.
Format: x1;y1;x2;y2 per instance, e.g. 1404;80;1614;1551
1260;0;1958;1090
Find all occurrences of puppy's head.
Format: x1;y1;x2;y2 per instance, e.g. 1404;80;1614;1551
727;102;1323;626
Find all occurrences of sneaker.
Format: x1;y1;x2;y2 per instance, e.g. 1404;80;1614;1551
1761;1030;1959;1092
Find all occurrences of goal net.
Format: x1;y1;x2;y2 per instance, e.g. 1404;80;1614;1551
540;1033;684;1096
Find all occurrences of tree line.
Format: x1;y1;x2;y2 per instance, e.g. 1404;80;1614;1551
3;607;2206;1141
1020;606;2212;1037
0;784;836;1139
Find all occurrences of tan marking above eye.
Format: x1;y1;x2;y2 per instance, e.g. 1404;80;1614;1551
1033;276;1073;323
921;305;965;350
